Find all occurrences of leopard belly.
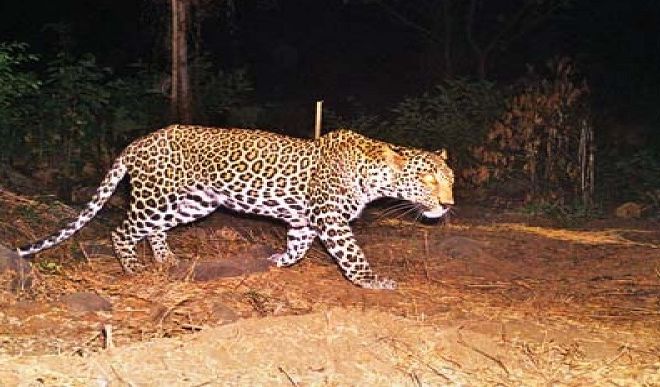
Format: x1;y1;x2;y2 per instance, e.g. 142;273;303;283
176;185;309;228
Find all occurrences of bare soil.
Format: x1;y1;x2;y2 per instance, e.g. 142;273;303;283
0;192;658;386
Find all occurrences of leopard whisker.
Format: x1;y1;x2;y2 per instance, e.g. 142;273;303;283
375;202;417;221
392;204;422;221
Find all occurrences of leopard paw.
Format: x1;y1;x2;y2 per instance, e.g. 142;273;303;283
356;276;397;290
153;255;178;269
153;251;178;264
268;252;292;267
120;260;147;275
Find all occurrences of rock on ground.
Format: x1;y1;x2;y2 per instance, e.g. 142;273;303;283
0;244;33;292
59;292;112;312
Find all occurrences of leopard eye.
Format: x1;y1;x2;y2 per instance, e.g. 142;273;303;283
421;173;437;185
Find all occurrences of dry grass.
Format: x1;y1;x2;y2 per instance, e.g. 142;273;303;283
0;190;658;385
483;222;660;248
0;308;658;386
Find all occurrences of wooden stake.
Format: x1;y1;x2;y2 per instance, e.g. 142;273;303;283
103;324;114;349
314;100;323;139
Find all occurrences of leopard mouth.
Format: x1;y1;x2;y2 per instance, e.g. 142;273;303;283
422;205;450;219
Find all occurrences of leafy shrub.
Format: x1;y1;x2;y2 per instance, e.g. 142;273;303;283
323;79;505;196
103;64;170;142
26;53;114;171
379;79;506;166
0;42;41;163
468;58;594;206
0;42;254;184
191;55;254;126
599;149;660;210
323;108;381;134
521;200;603;227
0;44;169;181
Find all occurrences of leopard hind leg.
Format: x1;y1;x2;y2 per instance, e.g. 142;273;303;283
147;187;224;262
111;218;149;274
112;192;179;272
147;231;176;264
113;186;223;273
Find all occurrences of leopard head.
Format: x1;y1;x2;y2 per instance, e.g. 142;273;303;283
382;145;455;219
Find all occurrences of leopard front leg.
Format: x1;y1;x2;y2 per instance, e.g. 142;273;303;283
316;218;396;290
269;226;316;267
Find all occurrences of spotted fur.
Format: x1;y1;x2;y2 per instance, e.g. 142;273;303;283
18;125;454;289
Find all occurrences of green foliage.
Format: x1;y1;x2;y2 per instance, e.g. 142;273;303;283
0;42;41;162
27;53;113;167
0;42;40;108
0;44;168;175
102;64;169;140
192;55;254;126
35;259;63;274
599;149;660;205
0;41;258;184
36;54;168;165
378;79;506;165
15;204;39;223
0;41;251;183
520;200;602;227
323;79;505;173
323;108;381;134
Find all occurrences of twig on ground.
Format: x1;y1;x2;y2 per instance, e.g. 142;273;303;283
278;366;299;386
157;297;193;331
465;283;511;289
181;323;203;331
109;364;134;386
457;329;510;377
70;331;102;356
78;242;90;263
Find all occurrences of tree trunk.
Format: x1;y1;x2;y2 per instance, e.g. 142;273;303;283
476;52;487;80
465;0;498;80
466;0;486;80
442;0;453;78
178;0;192;123
170;0;192;123
170;0;178;121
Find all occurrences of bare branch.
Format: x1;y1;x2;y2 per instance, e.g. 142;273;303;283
465;0;482;56
503;1;566;49
374;0;443;45
470;0;565;55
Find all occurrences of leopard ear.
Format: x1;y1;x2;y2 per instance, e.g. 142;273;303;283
382;145;406;171
435;148;448;161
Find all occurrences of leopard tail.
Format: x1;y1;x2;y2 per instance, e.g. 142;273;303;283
16;156;128;257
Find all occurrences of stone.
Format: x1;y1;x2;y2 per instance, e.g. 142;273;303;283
60;292;112;312
170;244;274;282
211;303;239;324
615;202;643;219
431;236;487;260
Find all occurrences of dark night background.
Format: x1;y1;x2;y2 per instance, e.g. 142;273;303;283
2;1;659;122
0;0;658;209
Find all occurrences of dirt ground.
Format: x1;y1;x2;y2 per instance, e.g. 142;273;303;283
0;193;658;386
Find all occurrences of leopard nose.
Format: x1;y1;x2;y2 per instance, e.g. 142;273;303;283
438;190;454;206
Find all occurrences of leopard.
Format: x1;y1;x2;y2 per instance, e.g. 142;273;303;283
17;124;454;289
